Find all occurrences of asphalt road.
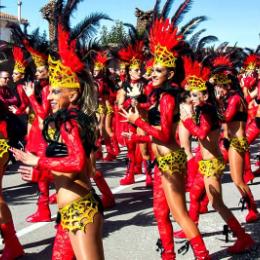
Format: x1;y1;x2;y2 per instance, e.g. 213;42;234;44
2;139;260;260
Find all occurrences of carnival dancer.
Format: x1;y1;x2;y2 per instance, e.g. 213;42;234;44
117;40;146;185
7;22;53;222
174;91;208;239
93;51;119;161
212;62;260;223
180;55;255;254
120;19;210;259
0;100;24;259
0;70;25;151
8;46;30;143
241;55;260;175
11;18;104;260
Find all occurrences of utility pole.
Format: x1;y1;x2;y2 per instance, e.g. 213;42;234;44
17;0;22;23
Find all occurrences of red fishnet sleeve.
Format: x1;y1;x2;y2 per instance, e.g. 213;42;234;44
224;94;241;122
183;113;212;140
37;120;86;173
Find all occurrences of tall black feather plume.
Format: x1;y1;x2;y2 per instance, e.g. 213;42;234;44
197;35;218;51
7;22;25;44
62;0;84;30
171;0;193;26
189;29;206;50
153;0;161;20
180;16;207;38
161;0;175;19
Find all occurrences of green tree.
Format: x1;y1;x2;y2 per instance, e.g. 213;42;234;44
100;20;129;46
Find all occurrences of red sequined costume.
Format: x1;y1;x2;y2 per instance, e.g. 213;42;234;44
21;38;52;223
117;40;146;185
0;102;24;259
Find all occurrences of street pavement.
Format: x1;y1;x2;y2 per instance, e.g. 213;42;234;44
2;138;260;260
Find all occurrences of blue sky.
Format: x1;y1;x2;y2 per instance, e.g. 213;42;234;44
2;0;260;48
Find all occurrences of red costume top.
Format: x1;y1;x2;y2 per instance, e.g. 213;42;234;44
0;87;18;108
135;93;175;144
38;120;86;173
15;84;30;115
223;93;247;123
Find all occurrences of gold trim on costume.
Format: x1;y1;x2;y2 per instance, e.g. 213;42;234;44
0;139;10;158
212;74;231;85
129;58;142;70
230;137;249;153
97;104;105;115
199;157;225;177
14;62;26;74
60;192;99;234
187;75;207;92
157;148;187;176
154;45;177;68
48;56;80;89
28;112;35;124
106;104;114;115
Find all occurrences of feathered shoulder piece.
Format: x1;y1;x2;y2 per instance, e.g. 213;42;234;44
243;54;259;72
94;51;109;70
12;46;28;74
182;56;210;91
48;23;85;89
118;40;144;69
149;18;183;68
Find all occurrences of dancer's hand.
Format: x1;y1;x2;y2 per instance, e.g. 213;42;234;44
180;103;192;121
18;165;34;182
119;107;140;124
23;81;34;97
8;105;18;114
121;131;133;139
10;147;39;166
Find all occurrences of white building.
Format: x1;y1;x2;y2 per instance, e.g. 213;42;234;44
0;12;28;42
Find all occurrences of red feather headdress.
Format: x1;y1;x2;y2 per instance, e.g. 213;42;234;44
118;40;144;69
23;39;47;68
48;23;85;89
12;46;28;74
182;56;211;91
149;18;183;68
211;55;233;85
243;54;259;72
94;51;109;70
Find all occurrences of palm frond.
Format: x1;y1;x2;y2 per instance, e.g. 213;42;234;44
171;0;193;26
161;0;174;19
70;13;111;41
180;16;207;37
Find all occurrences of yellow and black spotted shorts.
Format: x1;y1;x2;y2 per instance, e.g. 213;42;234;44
199;157;225;178
230;137;249;153
157;148;187;176
60;191;100;234
0;139;9;158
